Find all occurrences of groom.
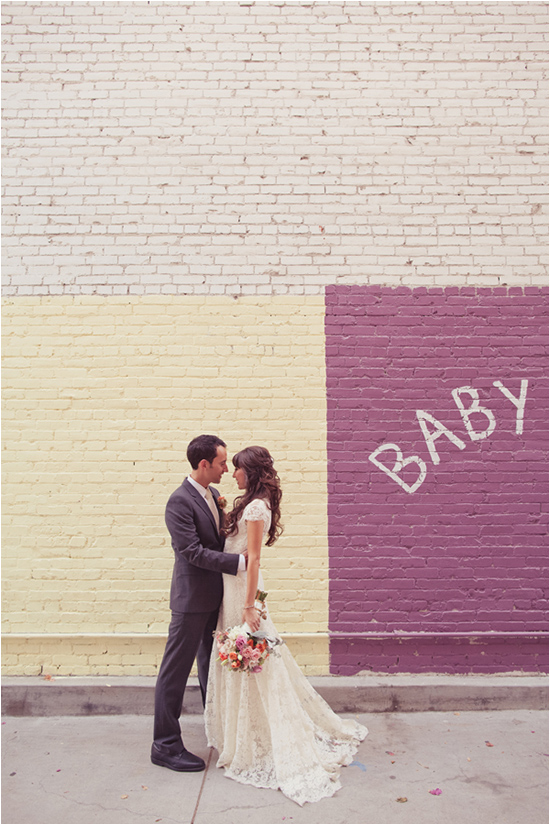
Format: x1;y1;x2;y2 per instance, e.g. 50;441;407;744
151;434;245;772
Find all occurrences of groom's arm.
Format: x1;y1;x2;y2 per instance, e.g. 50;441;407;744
165;496;240;576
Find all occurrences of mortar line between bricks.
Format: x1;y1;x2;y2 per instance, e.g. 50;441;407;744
191;746;214;825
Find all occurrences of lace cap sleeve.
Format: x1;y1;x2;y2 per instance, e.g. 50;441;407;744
243;499;269;523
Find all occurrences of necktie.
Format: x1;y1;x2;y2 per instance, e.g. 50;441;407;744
205;488;220;531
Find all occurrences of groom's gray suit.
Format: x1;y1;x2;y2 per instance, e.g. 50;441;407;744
153;478;240;753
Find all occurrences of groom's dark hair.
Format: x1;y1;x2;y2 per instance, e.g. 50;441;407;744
187;434;226;469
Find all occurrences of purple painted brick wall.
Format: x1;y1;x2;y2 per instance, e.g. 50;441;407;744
326;286;548;674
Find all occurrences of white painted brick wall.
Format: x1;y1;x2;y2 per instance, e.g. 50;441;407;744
2;2;548;296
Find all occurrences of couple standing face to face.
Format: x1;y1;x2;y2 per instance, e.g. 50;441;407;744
191;444;247;491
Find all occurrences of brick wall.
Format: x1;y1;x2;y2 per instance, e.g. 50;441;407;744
2;296;329;674
2;1;547;296
2;2;547;676
326;285;548;673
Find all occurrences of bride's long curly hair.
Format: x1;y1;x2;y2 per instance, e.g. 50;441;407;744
222;446;283;547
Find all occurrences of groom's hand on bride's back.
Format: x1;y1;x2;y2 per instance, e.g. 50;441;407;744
243;552;248;569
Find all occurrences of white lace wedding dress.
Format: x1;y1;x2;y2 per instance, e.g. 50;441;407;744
204;499;368;806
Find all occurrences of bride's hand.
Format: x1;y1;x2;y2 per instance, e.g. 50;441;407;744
243;606;261;632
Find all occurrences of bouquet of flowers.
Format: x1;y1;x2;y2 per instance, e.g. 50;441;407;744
214;591;281;674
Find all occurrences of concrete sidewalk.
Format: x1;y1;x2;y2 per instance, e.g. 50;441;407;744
2;673;548;717
2;709;548;824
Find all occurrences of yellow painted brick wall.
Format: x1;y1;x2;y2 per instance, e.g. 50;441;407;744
2;296;329;675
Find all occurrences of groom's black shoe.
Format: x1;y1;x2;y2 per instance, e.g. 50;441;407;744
151;743;206;772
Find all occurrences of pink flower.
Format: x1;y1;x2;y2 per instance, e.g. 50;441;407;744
429;789;442;796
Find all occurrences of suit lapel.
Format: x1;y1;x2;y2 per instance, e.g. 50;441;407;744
183;478;218;532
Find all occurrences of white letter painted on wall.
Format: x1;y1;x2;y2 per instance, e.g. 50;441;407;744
416;410;467;466
493;379;528;435
452;386;497;442
368;443;427;494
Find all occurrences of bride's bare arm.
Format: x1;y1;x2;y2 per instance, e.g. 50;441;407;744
242;519;263;632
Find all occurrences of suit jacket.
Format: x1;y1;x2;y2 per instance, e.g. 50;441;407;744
165;478;240;613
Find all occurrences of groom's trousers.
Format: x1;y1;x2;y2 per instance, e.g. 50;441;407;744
153;608;219;753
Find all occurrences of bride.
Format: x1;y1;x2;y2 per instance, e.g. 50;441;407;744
204;446;368;806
